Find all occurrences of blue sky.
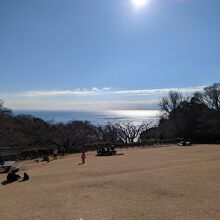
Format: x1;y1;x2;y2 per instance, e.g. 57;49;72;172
0;0;219;110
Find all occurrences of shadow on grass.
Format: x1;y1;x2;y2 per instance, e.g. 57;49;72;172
96;153;124;157
1;180;16;185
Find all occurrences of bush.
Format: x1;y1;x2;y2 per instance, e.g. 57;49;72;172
20;148;49;159
81;142;112;152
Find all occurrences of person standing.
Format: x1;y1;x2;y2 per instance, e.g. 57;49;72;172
53;148;58;160
81;152;86;164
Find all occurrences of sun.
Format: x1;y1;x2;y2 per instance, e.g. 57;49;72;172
132;0;149;8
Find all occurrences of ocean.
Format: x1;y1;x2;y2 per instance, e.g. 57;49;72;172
13;110;160;125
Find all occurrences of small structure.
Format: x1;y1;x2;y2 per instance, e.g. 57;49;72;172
0;161;22;173
97;146;117;156
0;161;15;173
178;141;191;146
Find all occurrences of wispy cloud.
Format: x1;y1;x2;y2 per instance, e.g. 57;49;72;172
114;86;205;95
17;86;204;97
0;85;205;110
20;87;110;97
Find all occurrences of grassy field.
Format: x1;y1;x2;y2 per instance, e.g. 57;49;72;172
1;145;220;220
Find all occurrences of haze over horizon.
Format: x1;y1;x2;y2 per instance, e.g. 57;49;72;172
1;0;219;110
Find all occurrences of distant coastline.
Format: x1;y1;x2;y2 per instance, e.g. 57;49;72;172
13;109;160;125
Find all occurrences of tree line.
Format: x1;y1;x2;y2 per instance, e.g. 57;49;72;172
0;101;149;154
140;83;220;143
0;82;219;157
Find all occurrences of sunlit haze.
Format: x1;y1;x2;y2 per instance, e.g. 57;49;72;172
132;0;150;8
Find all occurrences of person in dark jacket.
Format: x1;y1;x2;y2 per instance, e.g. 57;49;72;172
23;172;30;181
7;170;21;182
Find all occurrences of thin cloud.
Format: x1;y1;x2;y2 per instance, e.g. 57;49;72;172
20;87;110;97
18;86;205;97
1;85;206;110
115;86;205;95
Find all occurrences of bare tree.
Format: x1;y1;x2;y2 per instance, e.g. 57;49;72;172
191;91;204;104
159;91;183;114
115;121;150;144
203;83;220;111
191;83;220;112
0;99;11;115
96;122;121;143
49;120;98;151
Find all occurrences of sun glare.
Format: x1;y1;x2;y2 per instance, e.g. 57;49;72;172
132;0;149;8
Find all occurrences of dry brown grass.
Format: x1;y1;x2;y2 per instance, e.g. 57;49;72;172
1;144;220;220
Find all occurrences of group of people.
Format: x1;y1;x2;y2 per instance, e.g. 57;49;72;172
41;148;87;164
3;150;86;185
6;170;29;183
44;148;87;165
37;148;58;163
